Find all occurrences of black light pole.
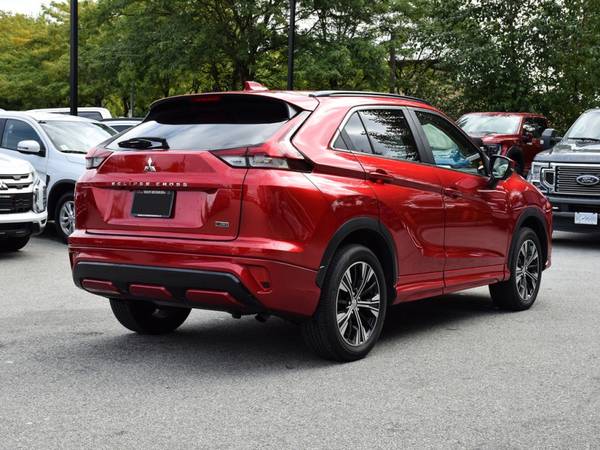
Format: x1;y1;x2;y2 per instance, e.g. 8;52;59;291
287;0;296;90
69;0;78;116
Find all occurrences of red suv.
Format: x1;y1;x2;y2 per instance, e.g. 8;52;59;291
457;112;550;176
69;88;552;361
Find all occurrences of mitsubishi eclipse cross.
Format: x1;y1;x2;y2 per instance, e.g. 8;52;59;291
69;86;552;361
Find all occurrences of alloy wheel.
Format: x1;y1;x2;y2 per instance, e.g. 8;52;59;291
59;200;75;236
515;239;539;301
336;261;381;346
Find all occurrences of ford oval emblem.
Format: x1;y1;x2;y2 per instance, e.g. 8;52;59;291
576;174;600;186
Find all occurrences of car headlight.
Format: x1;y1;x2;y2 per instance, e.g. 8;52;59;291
528;162;548;182
32;171;47;213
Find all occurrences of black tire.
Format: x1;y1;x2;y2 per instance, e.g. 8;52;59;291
301;244;387;362
0;236;30;252
490;227;543;311
54;191;75;243
109;299;191;334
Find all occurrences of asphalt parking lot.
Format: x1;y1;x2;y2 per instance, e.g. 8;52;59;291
1;229;599;449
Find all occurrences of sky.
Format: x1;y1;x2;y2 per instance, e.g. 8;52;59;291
0;0;53;16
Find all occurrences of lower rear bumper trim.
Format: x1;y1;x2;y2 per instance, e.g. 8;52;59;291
73;262;264;312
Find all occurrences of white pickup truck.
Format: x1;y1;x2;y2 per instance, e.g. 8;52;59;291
0;153;47;251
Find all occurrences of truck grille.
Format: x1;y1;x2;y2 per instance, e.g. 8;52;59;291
0;173;34;190
555;165;600;196
0;193;34;214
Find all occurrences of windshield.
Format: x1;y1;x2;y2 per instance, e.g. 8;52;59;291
565;110;600;141
41;121;116;153
458;114;521;135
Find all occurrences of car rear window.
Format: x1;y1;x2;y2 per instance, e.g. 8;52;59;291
107;95;296;151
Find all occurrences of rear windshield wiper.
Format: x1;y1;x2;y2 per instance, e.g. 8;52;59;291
117;137;169;150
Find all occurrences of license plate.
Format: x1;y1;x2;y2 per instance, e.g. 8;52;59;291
574;212;598;225
131;190;175;218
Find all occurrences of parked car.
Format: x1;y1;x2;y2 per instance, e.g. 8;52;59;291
69;88;552;361
0;153;47;251
0;111;117;241
529;108;600;232
27;107;112;121
101;118;142;133
457;112;550;176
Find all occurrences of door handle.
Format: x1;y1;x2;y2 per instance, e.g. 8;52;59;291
368;170;395;184
443;187;464;199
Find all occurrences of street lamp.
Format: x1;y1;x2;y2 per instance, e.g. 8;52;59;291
287;0;296;90
70;0;78;116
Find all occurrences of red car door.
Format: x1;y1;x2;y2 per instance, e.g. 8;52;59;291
332;107;446;301
410;109;512;292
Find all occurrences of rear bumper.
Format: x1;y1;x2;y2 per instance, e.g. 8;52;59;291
69;238;321;318
73;262;265;312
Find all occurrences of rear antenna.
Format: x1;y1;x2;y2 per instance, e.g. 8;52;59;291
243;81;269;91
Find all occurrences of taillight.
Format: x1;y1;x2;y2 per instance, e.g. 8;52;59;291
211;111;312;171
212;142;311;171
85;147;113;169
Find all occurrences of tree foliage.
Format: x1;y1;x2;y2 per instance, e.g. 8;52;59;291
0;0;598;129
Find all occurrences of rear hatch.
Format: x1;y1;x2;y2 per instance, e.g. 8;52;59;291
82;94;302;241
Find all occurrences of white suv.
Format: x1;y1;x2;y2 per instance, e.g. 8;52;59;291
0;112;116;241
0;153;47;251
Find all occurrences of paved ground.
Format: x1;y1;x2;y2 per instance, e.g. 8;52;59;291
1;228;599;449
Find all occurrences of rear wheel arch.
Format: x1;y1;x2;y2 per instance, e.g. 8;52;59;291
316;217;397;303
510;208;549;271
48;180;76;217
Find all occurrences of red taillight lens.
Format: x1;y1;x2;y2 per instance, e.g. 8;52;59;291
85;147;113;169
211;112;311;171
212;142;310;171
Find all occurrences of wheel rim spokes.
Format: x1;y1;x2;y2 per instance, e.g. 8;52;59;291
60;201;75;235
516;239;539;301
336;261;381;347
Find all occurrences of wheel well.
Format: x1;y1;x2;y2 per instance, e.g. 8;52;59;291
48;182;75;217
336;229;397;303
520;216;548;265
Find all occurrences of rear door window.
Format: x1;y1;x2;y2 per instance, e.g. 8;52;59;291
359;109;419;161
108;95;295;151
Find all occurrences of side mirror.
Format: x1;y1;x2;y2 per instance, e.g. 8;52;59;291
17;140;41;154
541;128;561;150
489;154;513;185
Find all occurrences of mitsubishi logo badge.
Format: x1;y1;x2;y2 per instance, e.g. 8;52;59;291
144;158;156;172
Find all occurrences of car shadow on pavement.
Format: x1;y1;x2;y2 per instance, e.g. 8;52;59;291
0;250;26;261
36;224;65;245
552;231;600;250
381;292;496;342
63;291;498;373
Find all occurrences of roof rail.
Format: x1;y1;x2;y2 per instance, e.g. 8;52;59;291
310;90;431;106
